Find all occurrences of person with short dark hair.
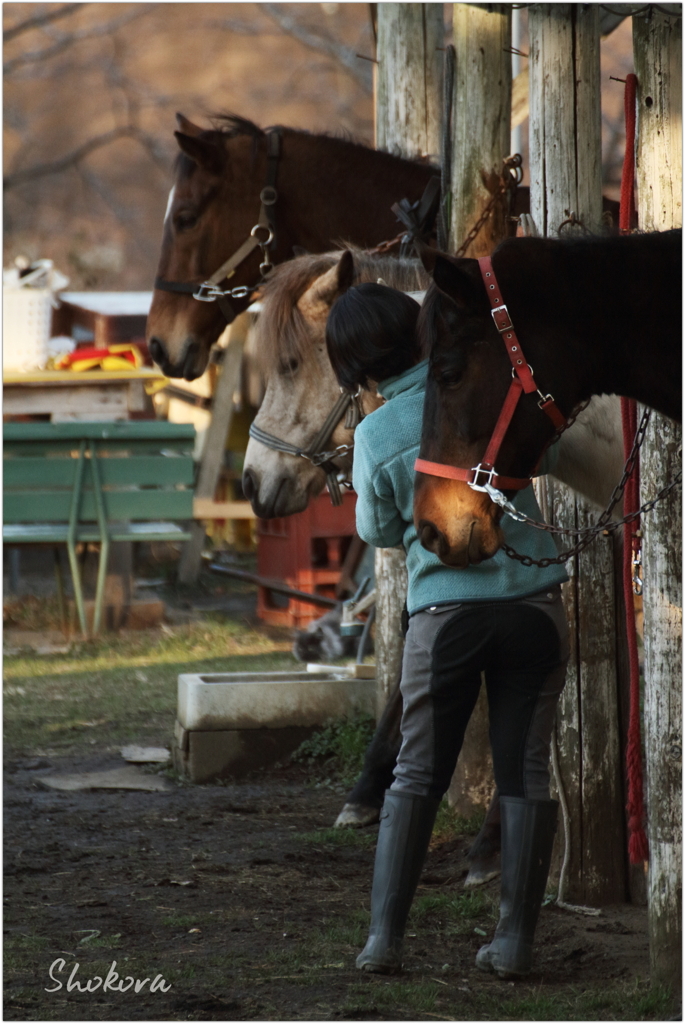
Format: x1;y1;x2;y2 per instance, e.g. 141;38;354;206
326;282;569;980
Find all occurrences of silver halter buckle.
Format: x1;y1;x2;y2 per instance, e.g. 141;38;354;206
468;463;497;492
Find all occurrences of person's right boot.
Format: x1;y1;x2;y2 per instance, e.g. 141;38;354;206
356;789;440;974
476;796;558;979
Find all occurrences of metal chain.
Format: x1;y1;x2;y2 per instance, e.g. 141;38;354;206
501;408;682;567
453;154;523;258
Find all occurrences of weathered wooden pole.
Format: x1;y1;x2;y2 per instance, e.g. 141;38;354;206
441;3;512;815
450;3;512;256
633;5;682;995
376;4;444;163
528;4;627;904
373;3;443;716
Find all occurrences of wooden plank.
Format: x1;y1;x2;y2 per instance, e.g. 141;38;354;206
3;384;129;419
633;7;682;994
3;368;164;383
4;489;193;523
4;421;195;441
4;455;193;489
4;459;80;488
95;456;194;487
178;323;246;585
193;498;257;520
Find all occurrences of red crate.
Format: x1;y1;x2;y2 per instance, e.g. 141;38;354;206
256;489;357;628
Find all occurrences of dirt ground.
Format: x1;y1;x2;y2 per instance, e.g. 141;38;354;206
2;554;676;1022
4;750;672;1023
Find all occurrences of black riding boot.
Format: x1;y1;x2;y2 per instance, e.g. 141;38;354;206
476;796;558;979
356;789;440;973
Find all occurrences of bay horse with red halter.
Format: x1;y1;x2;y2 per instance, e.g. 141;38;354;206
243;246;627;884
146;114;441;380
414;230;682;567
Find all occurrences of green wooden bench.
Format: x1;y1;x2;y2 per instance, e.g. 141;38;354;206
4;421;196;636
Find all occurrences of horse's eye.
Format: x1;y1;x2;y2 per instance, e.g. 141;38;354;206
280;357;299;375
174;211;198;231
438;369;462;387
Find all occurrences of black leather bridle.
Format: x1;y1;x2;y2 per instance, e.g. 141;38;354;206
248;389;364;506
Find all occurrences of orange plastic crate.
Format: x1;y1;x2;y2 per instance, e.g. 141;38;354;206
256;489;357;628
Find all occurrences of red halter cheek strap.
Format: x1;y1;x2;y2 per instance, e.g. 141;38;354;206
415;255;566;493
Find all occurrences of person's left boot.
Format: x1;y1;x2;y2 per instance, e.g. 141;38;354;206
476;796;558;979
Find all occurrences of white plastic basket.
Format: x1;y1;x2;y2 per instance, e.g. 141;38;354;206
3;259;69;372
3;287;54;372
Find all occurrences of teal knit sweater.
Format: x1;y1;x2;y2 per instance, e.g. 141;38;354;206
352;360;569;614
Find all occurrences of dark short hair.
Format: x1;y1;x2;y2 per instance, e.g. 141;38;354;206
325;283;421;391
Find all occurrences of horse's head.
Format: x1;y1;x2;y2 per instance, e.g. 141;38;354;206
243;251;380;518
147;115;275;380
414;244;567;567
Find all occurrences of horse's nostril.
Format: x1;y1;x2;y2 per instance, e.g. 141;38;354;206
242;468;258;503
148;337;166;366
418;519;442;553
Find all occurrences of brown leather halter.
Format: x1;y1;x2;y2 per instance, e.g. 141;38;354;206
415;255;567;496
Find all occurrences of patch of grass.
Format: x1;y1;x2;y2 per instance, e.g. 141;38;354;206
291;712;376;784
467;978;672;1022
3;619;294;757
161;913;202;928
343;979;442;1016
411;888;496;937
294;826;376;849
432;799;486;843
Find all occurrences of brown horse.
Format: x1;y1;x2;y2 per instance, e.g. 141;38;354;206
414;231;681;566
244;247;627;886
145;114;438;380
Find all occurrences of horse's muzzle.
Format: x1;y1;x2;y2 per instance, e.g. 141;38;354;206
148;337;204;381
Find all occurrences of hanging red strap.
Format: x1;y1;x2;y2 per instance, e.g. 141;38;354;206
620;72;648;865
619;74;638;234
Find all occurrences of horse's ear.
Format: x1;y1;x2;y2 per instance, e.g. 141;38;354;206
298;262;345;317
432;256;482;310
174;131;223;175
336;250;355;293
415;239;439;274
175;112;204;137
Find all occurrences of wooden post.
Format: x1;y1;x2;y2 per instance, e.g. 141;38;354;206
529;4;627;904
450;3;512;255
178;318;247;585
442;3;511;815
375;4;444;163
633;6;682;994
373;3;443;718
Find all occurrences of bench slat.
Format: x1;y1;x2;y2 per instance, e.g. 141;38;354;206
5;489;193;523
4;421;195;442
4;456;193;489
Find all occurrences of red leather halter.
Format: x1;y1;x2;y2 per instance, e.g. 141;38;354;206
415;256;567;493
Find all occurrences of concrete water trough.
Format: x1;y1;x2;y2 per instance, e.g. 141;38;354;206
173;665;376;782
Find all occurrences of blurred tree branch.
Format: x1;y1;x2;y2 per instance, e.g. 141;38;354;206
4;3;88;43
4;125;165;190
212;3;373;94
4;5;156;75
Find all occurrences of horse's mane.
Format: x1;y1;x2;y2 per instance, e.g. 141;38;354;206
174;113;437;179
254;247;430;371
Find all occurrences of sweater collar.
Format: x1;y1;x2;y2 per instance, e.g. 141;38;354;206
377;359;428;402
